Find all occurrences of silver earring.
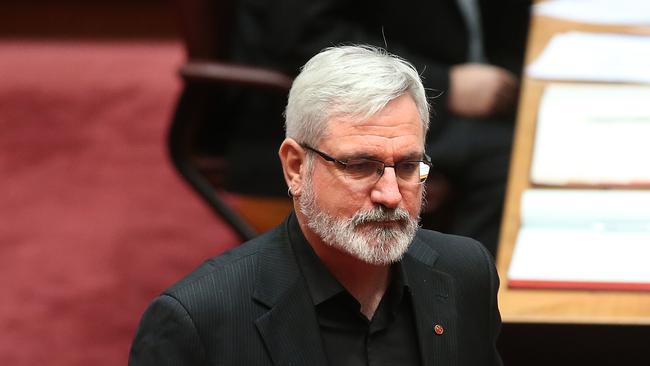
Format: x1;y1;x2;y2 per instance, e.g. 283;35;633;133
287;187;294;198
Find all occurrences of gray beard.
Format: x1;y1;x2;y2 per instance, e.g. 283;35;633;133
298;176;420;265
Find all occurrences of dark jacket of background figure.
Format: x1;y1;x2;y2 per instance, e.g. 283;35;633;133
129;215;503;365
211;0;530;196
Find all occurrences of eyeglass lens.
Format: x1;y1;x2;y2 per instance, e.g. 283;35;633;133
342;159;429;185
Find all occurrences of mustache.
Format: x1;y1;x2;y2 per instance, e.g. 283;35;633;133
351;206;411;226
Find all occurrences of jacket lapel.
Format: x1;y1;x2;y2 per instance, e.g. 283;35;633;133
405;237;458;366
252;228;328;366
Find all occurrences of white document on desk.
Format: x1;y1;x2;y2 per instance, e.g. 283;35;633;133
508;189;650;291
527;32;650;83
534;0;650;26
530;83;650;186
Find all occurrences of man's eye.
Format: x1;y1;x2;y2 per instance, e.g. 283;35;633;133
345;161;381;178
397;162;420;173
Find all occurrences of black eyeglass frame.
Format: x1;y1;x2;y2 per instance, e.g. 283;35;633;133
301;144;433;184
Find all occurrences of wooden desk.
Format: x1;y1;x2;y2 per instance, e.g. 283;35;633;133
496;14;650;325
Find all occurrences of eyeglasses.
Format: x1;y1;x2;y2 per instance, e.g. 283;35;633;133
302;144;432;187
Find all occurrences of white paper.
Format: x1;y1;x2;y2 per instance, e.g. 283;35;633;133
519;189;650;227
535;0;650;26
530;83;650;186
508;189;650;288
527;32;650;83
510;228;650;283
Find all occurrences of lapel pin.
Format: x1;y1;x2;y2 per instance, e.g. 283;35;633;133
434;324;444;335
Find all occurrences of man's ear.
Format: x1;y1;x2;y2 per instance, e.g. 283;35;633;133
278;138;305;196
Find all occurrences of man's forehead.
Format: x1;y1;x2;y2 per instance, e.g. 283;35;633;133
320;117;425;146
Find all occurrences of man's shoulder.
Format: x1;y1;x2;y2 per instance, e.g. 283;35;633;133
163;225;286;301
413;228;487;255
409;229;499;303
411;228;495;272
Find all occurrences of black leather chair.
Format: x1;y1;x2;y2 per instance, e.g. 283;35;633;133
168;0;293;241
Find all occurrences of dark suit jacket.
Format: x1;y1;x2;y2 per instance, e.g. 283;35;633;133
129;214;503;365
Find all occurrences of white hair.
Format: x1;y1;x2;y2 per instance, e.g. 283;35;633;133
285;45;430;146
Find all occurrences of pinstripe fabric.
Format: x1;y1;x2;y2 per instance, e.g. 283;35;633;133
129;214;502;366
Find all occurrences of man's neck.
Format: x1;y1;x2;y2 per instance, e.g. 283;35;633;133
300;223;391;319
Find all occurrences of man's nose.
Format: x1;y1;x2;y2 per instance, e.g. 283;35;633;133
369;167;402;209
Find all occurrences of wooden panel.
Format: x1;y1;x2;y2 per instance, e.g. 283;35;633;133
496;14;650;325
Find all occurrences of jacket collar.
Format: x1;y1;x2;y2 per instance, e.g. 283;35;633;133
252;214;329;366
404;234;458;366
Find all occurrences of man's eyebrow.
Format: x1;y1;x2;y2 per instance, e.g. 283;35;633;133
344;150;425;162
399;151;425;161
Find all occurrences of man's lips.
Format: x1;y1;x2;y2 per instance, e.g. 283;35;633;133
359;219;405;228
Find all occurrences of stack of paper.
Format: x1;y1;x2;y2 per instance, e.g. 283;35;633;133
531;83;650;186
508;189;650;291
535;0;650;26
527;32;650;83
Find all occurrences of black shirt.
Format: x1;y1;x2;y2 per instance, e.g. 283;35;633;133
289;217;422;366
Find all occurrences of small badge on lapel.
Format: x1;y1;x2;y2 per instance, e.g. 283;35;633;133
434;324;444;335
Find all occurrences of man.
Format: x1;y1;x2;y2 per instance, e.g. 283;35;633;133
219;0;531;254
130;46;502;365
